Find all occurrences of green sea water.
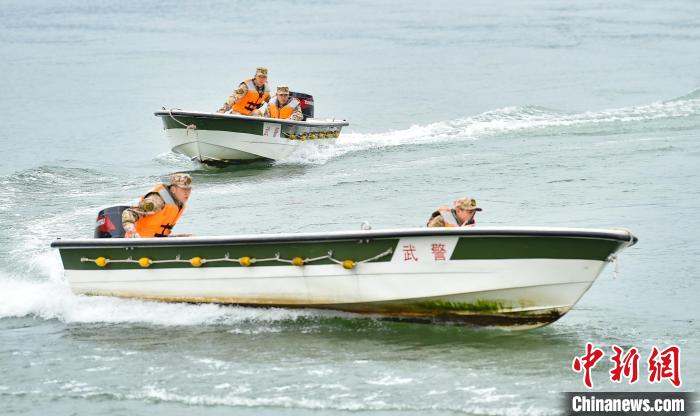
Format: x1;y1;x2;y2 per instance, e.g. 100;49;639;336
1;0;698;414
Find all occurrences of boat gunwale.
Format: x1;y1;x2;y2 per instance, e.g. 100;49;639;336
50;227;638;249
154;109;349;128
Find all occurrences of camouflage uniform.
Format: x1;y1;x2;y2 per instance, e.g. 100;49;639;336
427;213;448;228
217;84;247;114
217;67;268;116
426;197;482;228
260;84;304;120
261;101;304;121
122;173;192;233
279;104;304;121
121;191;170;229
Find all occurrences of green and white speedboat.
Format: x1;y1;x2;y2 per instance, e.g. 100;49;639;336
51;227;637;329
154;109;349;165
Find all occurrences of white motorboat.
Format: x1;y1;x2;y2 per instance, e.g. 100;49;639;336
154;109;348;165
51;226;637;329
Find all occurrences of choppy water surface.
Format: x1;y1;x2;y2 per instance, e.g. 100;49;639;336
1;0;698;414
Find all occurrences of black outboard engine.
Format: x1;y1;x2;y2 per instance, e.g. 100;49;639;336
290;92;314;120
94;206;129;238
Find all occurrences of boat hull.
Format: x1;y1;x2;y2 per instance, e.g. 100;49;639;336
155;110;349;164
51;227;637;329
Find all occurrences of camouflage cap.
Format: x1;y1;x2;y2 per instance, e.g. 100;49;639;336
170;173;193;189
454;197;482;211
276;84;290;94
256;67;268;76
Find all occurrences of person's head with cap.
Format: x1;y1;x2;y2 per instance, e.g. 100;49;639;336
169;173;193;204
454;197;482;225
276;84;291;105
253;67;268;88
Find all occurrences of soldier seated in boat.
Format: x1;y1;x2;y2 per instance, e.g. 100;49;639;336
217;67;271;116
427;197;482;228
122;173;193;238
260;85;304;121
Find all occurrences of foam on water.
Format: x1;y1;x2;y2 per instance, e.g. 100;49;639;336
0;206;352;326
0;274;353;327
0;265;344;326
366;375;414;386
135;385;543;414
0;166;330;328
282;91;700;165
3;383;558;415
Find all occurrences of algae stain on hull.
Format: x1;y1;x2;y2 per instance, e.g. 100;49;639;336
414;299;509;313
79;292;566;329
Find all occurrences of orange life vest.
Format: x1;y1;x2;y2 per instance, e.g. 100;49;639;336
134;184;186;237
428;208;476;227
232;79;270;115
268;96;300;119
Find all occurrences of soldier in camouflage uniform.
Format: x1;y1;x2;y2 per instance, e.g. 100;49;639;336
427;197;482;228
217;67;270;116
260;85;304;121
122;173;193;238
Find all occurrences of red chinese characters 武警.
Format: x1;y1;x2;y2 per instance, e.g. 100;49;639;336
402;244;418;262
431;243;446;261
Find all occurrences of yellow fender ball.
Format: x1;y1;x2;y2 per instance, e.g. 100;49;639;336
289;134;297;140
95;257;108;267
138;257;152;268
342;260;356;270
239;256;252;267
190;257;204;267
333;131;340;138
326;132;332;139
291;257;305;266
300;133;307;141
310;133;317;140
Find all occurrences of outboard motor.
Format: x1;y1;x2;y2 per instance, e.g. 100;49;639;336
94;206;129;238
290;92;314;120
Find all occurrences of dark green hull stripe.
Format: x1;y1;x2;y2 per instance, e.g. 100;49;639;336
156;112;346;135
58;235;625;270
450;236;623;261
161;115;262;135
61;239;399;270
